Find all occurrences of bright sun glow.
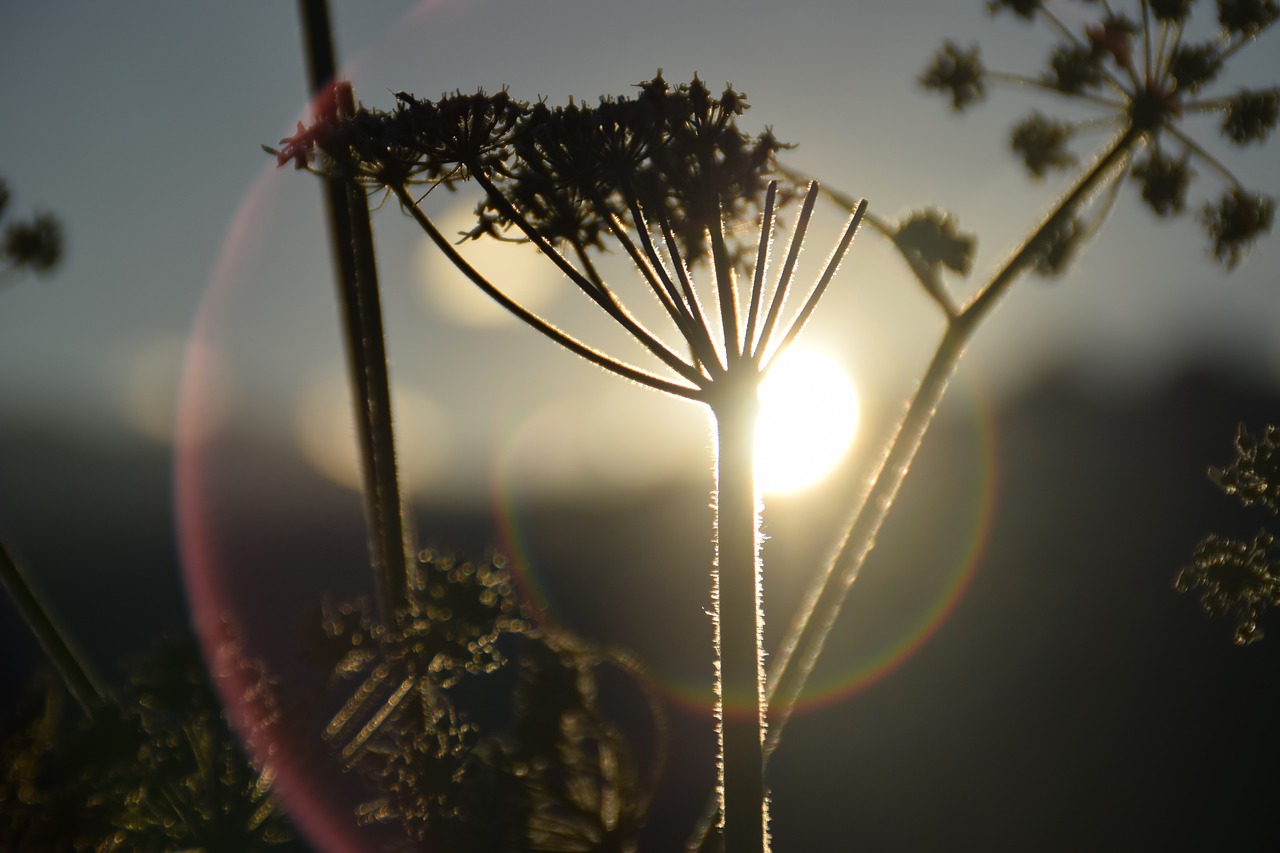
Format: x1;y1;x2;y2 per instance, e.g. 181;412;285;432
755;347;860;495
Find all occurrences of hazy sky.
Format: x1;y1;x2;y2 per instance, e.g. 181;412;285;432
1;0;1277;498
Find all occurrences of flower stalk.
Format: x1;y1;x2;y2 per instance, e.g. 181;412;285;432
275;74;870;851
297;0;410;614
710;374;768;853
692;125;1142;853
0;539;106;718
796;118;1138;787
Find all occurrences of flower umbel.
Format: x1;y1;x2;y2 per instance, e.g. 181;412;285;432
921;0;1279;272
275;74;867;405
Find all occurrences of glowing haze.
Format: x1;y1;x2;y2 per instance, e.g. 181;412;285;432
755;346;860;495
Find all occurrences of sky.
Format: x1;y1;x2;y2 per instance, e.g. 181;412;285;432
1;0;1277;504
2;1;1280;850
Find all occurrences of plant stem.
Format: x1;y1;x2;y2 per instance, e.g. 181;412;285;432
711;374;768;853
689;125;1140;853
298;0;410;613
0;539;106;718
768;125;1141;747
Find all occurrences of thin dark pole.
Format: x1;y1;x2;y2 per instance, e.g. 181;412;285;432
297;0;409;612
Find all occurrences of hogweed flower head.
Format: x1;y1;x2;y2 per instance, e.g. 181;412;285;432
921;0;1279;271
276;74;867;404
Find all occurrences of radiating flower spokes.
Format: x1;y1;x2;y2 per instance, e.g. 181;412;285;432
276;76;868;404
922;0;1277;270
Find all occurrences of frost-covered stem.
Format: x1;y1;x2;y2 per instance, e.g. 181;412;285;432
766;126;1142;749
711;373;768;853
0;539;105;717
688;125;1140;853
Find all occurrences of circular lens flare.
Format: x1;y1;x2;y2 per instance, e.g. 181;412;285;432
755;347;859;495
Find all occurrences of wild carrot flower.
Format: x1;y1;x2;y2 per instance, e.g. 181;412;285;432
921;0;1278;270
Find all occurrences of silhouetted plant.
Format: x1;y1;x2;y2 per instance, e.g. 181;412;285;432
0;638;302;851
277;72;867;853
274;4;1279;845
0;0;1272;849
707;5;1276;846
301;549;662;851
0;676;67;848
921;0;1277;270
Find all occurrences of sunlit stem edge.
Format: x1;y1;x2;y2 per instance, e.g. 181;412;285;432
764;198;868;367
708;195;742;364
710;374;769;853
770;124;1141;745
688;125;1141;853
751;182;820;364
601;206;699;348
741;181;779;360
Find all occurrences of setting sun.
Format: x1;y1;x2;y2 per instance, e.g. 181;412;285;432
755;346;860;495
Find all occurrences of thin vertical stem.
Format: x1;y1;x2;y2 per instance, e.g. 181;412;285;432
298;0;410;612
708;196;741;364
688;126;1142;853
741;181;778;360
0;539;106;717
711;377;769;853
767;198;868;364
752;183;819;365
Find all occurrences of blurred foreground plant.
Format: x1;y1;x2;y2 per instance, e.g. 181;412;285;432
0;636;302;851
1177;425;1280;644
305;550;664;851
